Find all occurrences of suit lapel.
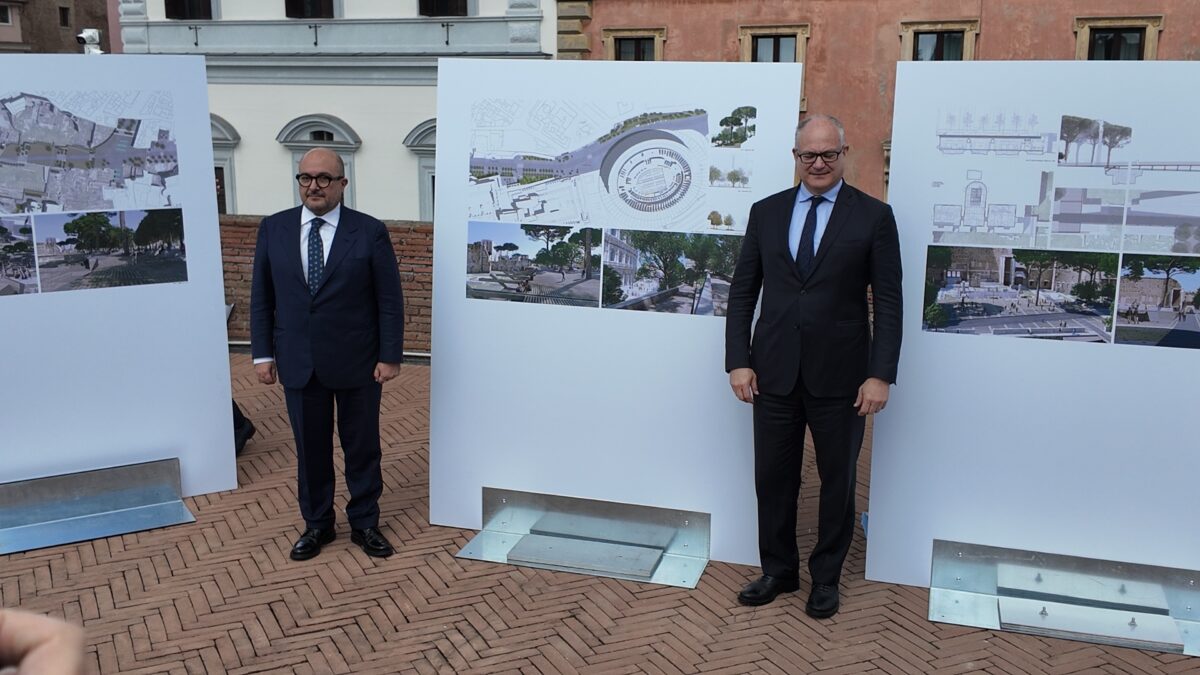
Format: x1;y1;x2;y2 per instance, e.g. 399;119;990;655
806;185;858;280
771;186;803;280
315;209;359;295
284;209;307;289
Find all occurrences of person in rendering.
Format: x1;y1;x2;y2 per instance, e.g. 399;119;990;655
251;147;405;561
724;114;903;618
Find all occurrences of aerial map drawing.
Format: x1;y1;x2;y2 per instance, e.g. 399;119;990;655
0;90;180;214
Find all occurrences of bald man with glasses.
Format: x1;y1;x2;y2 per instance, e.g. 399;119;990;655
725;114;902;617
251;147;405;561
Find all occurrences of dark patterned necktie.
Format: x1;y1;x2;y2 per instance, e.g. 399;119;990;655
796;194;825;278
307;217;325;295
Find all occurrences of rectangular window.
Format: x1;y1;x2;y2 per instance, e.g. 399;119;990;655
58;6;70;27
752;35;796;62
419;0;467;17
214;166;227;216
285;0;334;19
615;37;655;61
913;31;964;61
1089;28;1144;60
164;0;212;21
0;6;11;24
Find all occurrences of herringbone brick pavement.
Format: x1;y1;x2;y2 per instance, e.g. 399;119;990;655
1;353;1194;674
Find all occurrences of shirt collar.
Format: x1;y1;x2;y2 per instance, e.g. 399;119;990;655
301;204;341;229
796;179;843;205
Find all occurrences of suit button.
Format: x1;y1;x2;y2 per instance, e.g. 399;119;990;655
794;324;800;330
800;289;807;295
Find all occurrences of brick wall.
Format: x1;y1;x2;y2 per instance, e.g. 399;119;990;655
219;215;434;354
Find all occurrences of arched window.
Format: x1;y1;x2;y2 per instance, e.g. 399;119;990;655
403;118;436;221
210;113;240;214
276;114;362;208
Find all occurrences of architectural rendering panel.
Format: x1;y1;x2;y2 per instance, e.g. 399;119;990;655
466;220;600;308
466;99;769;234
601;229;742;316
922;245;1116;342
0;90;179;214
1114;253;1200;349
874;61;1200;588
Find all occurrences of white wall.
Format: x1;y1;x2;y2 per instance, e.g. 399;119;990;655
208;83;436;220
431;59;804;565
868;60;1200;587
0;55;234;497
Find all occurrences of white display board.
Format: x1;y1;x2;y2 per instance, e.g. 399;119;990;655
431;59;803;564
0;55;236;496
869;61;1200;586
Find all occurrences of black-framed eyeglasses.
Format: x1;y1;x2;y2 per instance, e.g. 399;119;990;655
296;173;344;188
792;148;844;165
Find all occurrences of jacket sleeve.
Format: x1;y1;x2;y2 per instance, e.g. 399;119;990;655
371;220;406;364
249;216;275;361
724;202;764;372
867;203;903;384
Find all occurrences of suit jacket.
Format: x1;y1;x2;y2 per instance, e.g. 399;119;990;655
250;205;405;390
725;182;902;398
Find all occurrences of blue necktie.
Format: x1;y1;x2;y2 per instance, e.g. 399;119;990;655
796;194;825;278
307;217;325;295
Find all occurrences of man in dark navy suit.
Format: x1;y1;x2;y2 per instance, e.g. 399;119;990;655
251;147;405;561
725;115;902;617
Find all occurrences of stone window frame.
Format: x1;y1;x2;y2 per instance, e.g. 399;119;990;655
276;113;362;209
602;27;665;61
899;19;979;61
738;24;810;111
403;118;437;222
210;113;240;214
1073;16;1163;60
0;5;12;24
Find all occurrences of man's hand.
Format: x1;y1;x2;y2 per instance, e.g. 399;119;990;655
854;377;890;416
374;362;401;384
0;609;85;675
729;368;758;403
255;361;277;385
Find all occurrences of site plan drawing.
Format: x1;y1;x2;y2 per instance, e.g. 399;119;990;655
0;90;180;214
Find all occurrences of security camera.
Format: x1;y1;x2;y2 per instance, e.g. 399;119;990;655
76;28;104;54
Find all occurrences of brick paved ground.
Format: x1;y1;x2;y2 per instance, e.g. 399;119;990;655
1;353;1193;674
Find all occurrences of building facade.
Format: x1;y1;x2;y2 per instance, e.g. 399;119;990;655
556;0;1200;201
1;0;112;53
119;0;556;220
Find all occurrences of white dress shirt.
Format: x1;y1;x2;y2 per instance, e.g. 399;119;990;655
300;204;340;278
788;179;843;261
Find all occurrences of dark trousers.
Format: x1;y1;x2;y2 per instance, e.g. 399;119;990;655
752;374;865;585
283;374;384;530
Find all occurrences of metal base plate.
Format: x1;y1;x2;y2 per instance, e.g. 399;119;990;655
456;488;710;589
0;459;195;555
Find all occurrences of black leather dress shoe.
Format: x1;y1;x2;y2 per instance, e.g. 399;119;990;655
805;583;840;618
737;575;800;606
351;527;394;558
234;419;256;455
290;527;335;561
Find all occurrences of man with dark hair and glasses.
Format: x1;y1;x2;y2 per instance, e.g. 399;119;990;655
725;114;902;617
251;147;405;561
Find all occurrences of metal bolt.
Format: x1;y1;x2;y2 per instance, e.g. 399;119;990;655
683;520;689;526
1039;606;1048;617
955;576;962;582
1119;583;1127;594
502;498;507;503
957;552;963;557
1129;617;1138;628
1035;573;1043;582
